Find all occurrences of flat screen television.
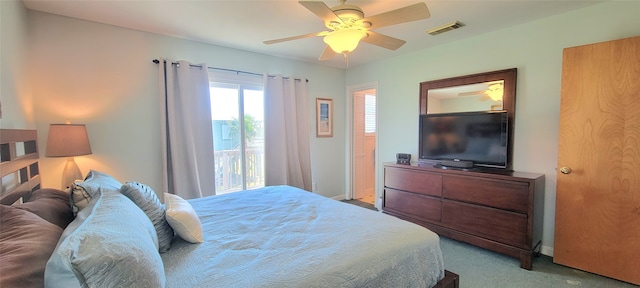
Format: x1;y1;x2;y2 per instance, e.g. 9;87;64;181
419;111;509;169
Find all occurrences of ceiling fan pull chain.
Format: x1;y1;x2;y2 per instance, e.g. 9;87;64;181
343;52;349;68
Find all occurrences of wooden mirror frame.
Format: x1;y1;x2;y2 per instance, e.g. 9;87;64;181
419;68;517;170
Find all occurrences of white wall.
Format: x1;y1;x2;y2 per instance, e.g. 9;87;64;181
25;10;346;198
0;0;33;129
345;1;640;255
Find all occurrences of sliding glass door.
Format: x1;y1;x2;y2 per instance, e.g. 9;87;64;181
210;82;264;194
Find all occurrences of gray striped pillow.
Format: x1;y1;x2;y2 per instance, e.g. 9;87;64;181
121;182;174;252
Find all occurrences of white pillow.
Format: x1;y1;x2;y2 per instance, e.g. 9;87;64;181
164;193;203;243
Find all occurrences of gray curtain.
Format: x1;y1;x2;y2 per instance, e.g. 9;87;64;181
263;75;312;191
158;58;215;199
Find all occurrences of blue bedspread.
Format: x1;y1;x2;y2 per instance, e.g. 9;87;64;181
162;185;444;287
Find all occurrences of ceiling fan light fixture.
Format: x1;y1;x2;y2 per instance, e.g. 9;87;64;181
265;1;431;62
323;29;366;54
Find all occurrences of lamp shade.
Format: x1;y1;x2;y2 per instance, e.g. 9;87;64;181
46;124;92;157
323;29;366;54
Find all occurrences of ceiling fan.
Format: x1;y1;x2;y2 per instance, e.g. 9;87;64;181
263;0;430;61
458;82;504;101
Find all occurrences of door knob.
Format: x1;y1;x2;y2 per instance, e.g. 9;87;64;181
559;167;572;174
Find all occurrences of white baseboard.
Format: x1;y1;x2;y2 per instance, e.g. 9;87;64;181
541;245;554;257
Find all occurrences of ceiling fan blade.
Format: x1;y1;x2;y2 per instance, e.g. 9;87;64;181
263;32;326;45
318;45;338;61
362;31;406;50
299;1;343;26
363;3;430;30
458;90;487;97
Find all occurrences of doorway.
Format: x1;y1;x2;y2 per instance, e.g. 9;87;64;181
351;88;377;205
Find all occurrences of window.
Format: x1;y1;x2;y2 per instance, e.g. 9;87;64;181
364;94;376;133
209;73;264;194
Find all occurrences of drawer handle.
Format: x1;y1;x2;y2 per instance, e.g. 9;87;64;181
559;167;572;174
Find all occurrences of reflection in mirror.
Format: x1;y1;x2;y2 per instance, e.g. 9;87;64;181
427;80;504;114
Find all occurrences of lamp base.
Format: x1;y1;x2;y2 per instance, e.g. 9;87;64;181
61;157;83;190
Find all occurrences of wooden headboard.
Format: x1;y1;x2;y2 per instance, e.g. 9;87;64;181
0;129;41;205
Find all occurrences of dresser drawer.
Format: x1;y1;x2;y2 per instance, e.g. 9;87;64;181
443;175;529;213
384;167;442;197
442;200;528;248
384;188;442;222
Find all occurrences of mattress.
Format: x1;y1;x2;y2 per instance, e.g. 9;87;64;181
161;185;444;287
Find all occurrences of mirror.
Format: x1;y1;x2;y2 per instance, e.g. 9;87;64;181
420;68;516;116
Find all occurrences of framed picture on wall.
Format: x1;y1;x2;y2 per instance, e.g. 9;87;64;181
316;98;333;137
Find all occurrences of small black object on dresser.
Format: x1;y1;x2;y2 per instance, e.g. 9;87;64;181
396;153;411;164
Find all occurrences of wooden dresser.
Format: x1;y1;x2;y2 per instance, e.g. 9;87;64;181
383;162;544;270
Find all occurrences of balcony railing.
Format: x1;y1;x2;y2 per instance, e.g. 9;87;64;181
214;148;264;194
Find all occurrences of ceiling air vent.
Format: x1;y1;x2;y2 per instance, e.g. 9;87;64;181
426;21;465;36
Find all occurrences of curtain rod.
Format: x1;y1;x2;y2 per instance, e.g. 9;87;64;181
152;59;308;82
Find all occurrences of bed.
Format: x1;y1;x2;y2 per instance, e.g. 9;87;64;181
0;129;459;288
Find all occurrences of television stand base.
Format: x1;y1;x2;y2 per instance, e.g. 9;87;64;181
433;164;475;171
438;160;474;168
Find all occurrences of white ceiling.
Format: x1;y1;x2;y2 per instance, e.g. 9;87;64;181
22;0;603;69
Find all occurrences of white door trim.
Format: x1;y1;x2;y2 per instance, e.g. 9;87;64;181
345;81;379;207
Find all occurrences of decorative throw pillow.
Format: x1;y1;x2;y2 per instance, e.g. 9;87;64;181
121;182;174;252
70;184;91;213
15;188;74;229
45;188;165;288
71;170;121;213
0;205;63;288
164;193;203;243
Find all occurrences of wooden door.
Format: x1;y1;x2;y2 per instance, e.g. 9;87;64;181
554;36;640;285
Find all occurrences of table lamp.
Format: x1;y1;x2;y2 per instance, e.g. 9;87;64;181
46;123;92;189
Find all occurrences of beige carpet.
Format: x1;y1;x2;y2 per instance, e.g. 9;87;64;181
439;237;636;288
